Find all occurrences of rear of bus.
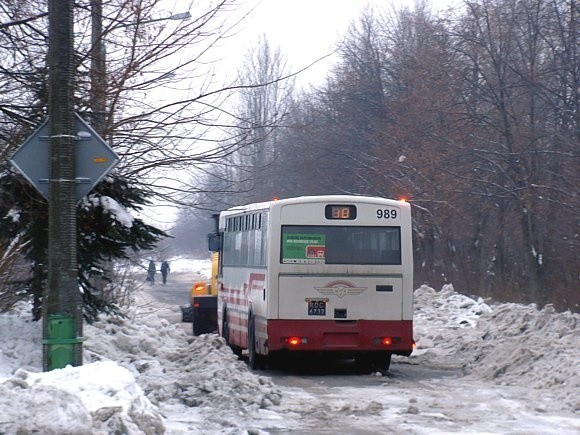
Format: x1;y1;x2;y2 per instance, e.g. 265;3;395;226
266;196;414;370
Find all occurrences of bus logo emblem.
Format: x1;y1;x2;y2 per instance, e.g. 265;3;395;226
314;280;367;298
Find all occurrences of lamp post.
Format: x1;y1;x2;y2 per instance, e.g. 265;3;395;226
90;2;191;137
88;1;190;295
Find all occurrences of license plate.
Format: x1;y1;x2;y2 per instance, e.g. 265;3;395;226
308;299;326;316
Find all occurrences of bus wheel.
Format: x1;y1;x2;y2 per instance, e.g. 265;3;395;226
221;308;230;342
222;309;241;357
379;353;392;373
247;314;264;370
356;352;392;374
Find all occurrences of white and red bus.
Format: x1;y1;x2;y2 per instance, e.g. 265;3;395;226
211;195;414;371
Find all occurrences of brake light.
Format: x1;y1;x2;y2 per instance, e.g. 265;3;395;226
374;336;401;346
282;336;307;346
381;337;393;346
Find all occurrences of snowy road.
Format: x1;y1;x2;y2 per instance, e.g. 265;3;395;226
2;266;578;434
0;269;580;435
140;269;202;334
142;271;580;434
244;352;579;434
142;270;195;306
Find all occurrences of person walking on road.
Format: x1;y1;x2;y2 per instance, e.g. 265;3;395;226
146;260;156;284
160;261;170;284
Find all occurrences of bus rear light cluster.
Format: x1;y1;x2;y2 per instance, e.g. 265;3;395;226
192;282;207;296
374;337;402;346
282;336;308;346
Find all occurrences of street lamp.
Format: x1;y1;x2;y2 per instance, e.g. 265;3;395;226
89;2;190;296
90;4;191;136
143;11;192;24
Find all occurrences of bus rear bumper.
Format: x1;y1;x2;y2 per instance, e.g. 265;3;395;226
267;319;413;355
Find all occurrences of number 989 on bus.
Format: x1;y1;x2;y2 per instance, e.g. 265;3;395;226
376;208;397;219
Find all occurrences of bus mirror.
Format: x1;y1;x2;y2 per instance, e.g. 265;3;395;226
208;233;221;252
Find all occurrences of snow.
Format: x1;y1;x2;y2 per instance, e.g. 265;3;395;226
164;257;212;278
6;208;19;222
83;194;135;228
0;263;578;434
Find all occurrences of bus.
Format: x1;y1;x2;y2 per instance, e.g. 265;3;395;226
210;195;414;371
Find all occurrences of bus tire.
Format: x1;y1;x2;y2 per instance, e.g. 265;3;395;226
379;352;392;373
221;308;230;342
356;352;392;374
222;308;241;357
247;313;264;370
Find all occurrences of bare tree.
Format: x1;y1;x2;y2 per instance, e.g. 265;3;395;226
224;33;295;204
448;0;579;305
166;34;297;250
0;0;261;207
266;0;578;310
0;0;273;315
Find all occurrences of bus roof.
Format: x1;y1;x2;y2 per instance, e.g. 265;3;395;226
219;195;408;218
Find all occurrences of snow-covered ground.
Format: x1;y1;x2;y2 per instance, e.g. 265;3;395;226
0;258;578;434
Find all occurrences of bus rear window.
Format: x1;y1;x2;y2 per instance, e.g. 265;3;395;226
281;225;401;265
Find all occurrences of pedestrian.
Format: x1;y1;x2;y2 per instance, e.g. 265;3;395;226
146;260;156;284
160;261;170;284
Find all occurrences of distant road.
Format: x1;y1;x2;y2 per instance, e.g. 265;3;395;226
144;271;193;306
138;270;203;332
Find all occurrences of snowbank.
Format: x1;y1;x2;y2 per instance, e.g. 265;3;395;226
412;284;579;411
0;298;281;434
0;361;163;434
84;310;281;411
1;282;578;433
464;301;578;407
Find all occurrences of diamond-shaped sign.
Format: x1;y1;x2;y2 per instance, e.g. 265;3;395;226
10;113;119;200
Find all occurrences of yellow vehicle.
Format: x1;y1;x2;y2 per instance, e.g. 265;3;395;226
189;252;219;335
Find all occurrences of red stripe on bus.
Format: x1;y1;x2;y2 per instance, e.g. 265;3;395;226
267;320;413;352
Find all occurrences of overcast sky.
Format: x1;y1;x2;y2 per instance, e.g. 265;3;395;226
240;0;380;87
229;0;459;88
143;0;459;227
158;1;459;89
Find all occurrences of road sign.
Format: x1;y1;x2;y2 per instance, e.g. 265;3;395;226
10;113;119;200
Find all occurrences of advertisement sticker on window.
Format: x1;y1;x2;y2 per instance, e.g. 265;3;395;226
282;234;326;264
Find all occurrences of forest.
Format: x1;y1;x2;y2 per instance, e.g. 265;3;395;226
0;0;578;315
176;0;579;311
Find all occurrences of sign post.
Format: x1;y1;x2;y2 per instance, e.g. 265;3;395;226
8;0;117;371
10;113;118;370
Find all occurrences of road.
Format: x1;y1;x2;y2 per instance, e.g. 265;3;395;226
139;270;200;334
143;271;193;306
142;269;578;434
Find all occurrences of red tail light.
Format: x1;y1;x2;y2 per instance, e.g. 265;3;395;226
282;336;307;346
381;337;393;346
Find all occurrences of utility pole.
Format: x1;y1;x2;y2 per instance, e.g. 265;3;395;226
90;0;110;297
43;0;83;370
91;0;106;135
